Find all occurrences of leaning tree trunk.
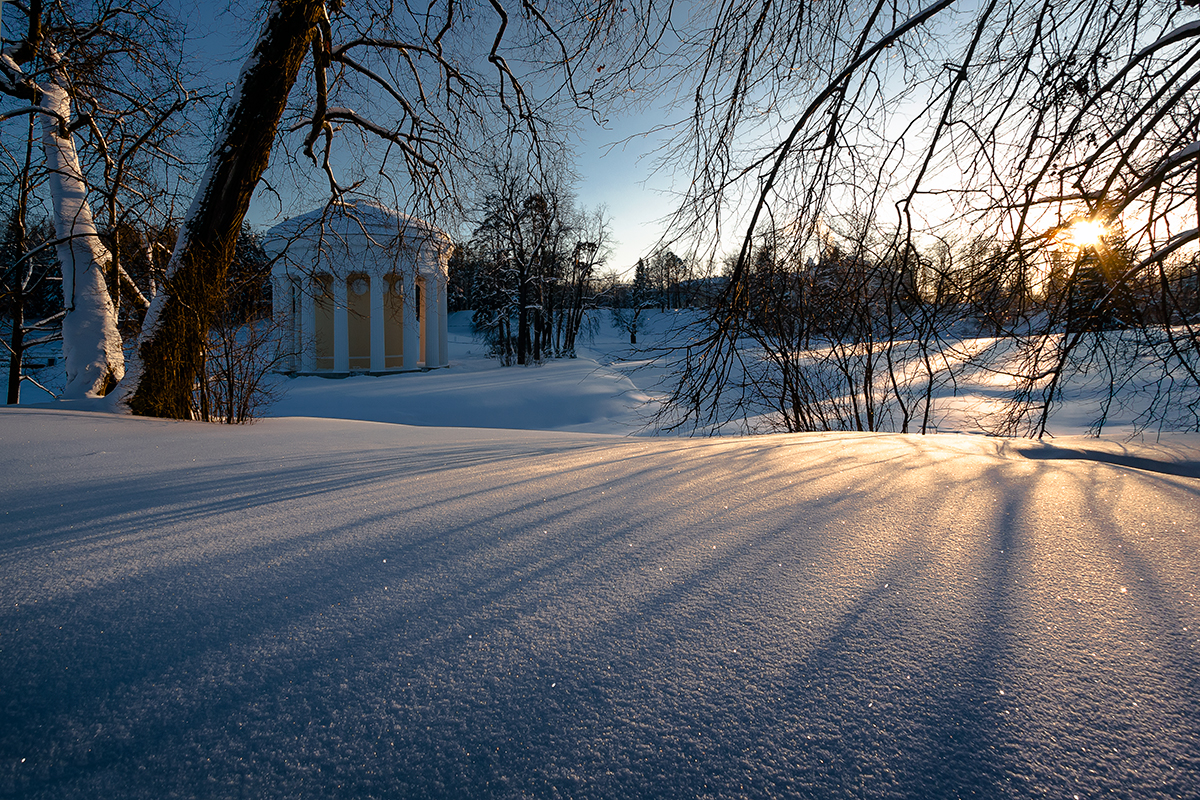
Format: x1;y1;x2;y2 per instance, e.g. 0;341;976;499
128;0;326;418
41;68;125;398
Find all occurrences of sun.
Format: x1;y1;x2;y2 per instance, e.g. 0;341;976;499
1065;219;1107;248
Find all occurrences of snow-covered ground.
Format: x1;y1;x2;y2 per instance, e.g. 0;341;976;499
266;312;662;434
2;312;1200;798
2;311;661;434
6;310;1195;438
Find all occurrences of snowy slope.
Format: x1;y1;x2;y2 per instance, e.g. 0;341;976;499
3;310;662;434
266;310;661;434
2;408;1199;799
7;310;1196;438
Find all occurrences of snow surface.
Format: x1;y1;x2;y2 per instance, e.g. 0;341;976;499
267;313;657;434
2;313;1200;798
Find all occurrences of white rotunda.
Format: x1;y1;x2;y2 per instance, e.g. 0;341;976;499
266;199;450;374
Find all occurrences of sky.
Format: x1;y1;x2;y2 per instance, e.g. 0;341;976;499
171;0;684;278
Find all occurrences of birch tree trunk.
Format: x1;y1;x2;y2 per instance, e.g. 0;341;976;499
40;70;124;398
127;0;326;418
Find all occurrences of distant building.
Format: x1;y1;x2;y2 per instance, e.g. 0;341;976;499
265;200;449;374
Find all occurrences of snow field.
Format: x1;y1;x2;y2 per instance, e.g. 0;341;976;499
2;409;1199;798
7;310;1198;439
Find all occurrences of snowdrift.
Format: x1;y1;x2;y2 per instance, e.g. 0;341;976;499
2;408;1198;798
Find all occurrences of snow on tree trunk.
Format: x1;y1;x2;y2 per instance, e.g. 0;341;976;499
41;71;124;398
126;0;326;418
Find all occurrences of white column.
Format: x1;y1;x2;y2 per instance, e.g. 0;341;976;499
402;270;420;369
270;275;284;359
438;278;448;367
300;276;316;373
369;274;385;372
333;275;349;373
271;275;292;372
424;272;439;367
291;279;303;372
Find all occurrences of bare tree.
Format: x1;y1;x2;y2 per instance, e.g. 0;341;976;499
464;160;558;365
647;0;1200;435
561;206;610;357
2;113;61;404
127;0;656;417
1;0;199;399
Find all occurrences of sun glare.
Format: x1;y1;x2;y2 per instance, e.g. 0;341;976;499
1066;219;1107;248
